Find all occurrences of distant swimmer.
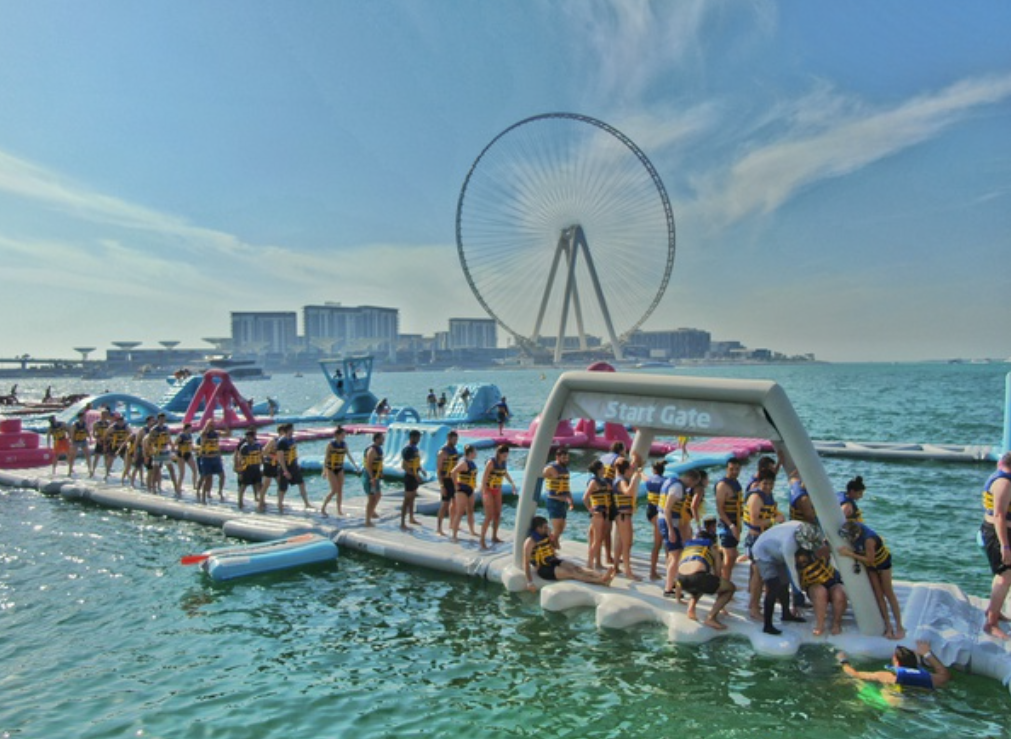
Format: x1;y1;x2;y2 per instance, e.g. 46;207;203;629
980;451;1011;639
524;516;615;591
836;640;951;690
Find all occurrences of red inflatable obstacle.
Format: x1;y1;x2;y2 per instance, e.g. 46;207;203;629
182;370;256;430
0;417;53;468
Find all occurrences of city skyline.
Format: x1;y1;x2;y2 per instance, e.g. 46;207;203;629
1;2;1009;362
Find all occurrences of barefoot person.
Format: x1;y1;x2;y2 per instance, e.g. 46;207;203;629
677;519;736;630
644;461;667;580
234;428;264;510
612;458;643;580
67;411;91;477
321;427;359;517
480;445;514;549
980;451;1011;639
714;459;744;583
174;423;198;493
523;516;615;591
435;431;460;536
838;521;905;639
363;432;385;527
542;447;575;544
399;429;426;530
795;547;847;636
660;468;699;599
585;460;612;570
47;415;71;475
836;640;951;690
276;424;314;512
450;445;479;541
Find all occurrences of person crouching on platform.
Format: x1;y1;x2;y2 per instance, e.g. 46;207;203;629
677;517;736;630
524;516;615;591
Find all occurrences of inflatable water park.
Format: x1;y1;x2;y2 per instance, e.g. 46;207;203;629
2;368;1011;694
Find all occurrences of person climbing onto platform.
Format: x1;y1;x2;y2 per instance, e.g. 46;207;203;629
836;640;950;689
524;516;615;591
460;386;471;411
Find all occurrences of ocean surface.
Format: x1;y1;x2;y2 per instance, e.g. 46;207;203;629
2;362;1010;738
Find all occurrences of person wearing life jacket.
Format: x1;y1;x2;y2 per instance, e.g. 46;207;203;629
450;444;480;542
321;426;359;518
795;547;847;636
612;457;644;581
788;474;818;524
523;516;615;592
542;447;574;544
677;518;736;630
67;411;92;477
837;639;951;690
644;460;668;580
980;451;1011;639
89;407;112;479
595;441;626;569
234;428;264;510
838;476;866;522
714;458;744;583
584;460;612;571
661;468;701;600
837;520;905;639
435;430;460;537
363;431;385;527
400;429;427;531
744;468;785;620
276;424;314;514
196;418;224;504
173;422;199;495
47;415;71;474
479;445;515;550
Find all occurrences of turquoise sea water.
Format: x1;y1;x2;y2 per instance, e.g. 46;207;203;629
2;363;1010;738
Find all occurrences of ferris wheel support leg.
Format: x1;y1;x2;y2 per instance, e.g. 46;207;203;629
532;235;568;343
575;226;623;361
554;237;581;364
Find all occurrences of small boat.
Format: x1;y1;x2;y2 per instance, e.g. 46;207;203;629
187;533;338;582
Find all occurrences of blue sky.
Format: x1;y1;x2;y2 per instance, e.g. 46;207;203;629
1;1;1009;362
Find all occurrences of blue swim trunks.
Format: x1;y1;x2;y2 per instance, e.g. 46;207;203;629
545;497;568;520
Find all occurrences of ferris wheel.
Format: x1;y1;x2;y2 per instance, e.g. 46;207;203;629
456;113;675;363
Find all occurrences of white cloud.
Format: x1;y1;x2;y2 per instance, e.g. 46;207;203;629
699;73;1011;226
